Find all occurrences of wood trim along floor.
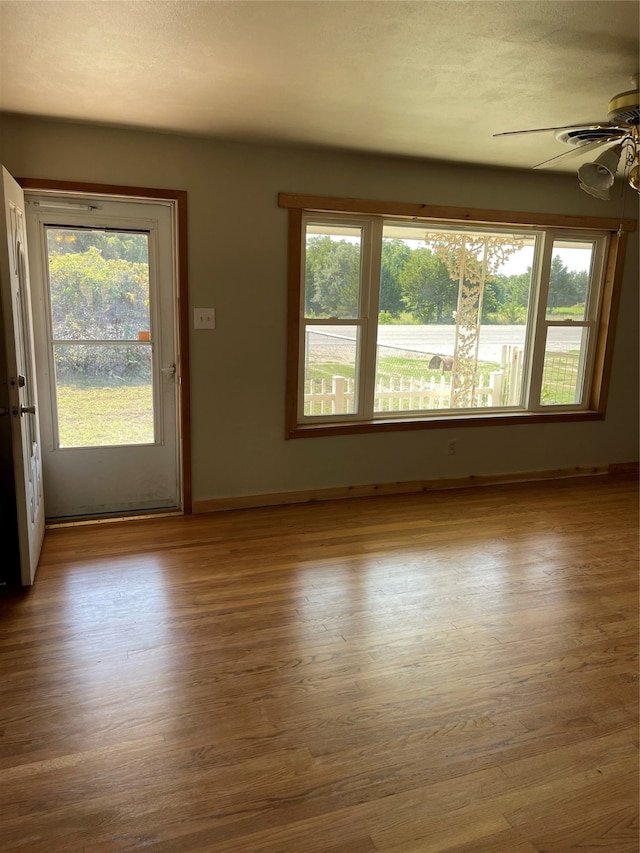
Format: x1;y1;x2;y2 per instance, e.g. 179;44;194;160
191;464;629;513
45;510;184;529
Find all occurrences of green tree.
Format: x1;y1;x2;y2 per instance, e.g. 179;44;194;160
305;236;360;317
47;229;148;263
480;279;500;322
379;239;411;317
547;255;581;311
305;236;333;316
48;247;150;379
569;269;588;305
399;248;457;324
49;247;149;340
489;270;532;323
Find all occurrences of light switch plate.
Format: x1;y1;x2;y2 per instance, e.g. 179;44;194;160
194;308;215;329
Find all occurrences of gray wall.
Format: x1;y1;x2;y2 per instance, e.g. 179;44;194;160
1;114;638;504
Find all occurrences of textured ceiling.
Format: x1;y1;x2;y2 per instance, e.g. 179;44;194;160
1;1;638;173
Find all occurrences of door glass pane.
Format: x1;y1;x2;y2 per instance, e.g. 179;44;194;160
540;326;588;406
547;241;593;321
46;228;151;340
303;325;358;416
304;223;362;319
45;228;155;448
53;344;154;447
375;223;535;412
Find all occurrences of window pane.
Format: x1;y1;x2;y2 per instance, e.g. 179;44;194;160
53;344;154;447
303;325;358;416
46;228;151;340
374;332;453;412
540;327;588;406
304;224;362;319
375;224;535;412
547;241;593;320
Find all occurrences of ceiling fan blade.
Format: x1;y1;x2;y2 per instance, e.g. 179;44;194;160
532;139;613;169
494;122;612;137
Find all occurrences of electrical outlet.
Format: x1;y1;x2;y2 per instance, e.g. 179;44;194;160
447;439;456;456
194;308;215;329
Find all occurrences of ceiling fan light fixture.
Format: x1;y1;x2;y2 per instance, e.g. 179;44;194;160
578;182;610;200
576;145;623;197
495;76;640;201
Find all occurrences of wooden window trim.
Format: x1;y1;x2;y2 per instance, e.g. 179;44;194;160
589;230;628;413
280;193;634;440
279;193;637;233
18;178;192;512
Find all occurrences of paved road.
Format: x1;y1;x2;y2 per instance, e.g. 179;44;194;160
316;325;582;361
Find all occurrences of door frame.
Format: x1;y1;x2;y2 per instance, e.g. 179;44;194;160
18;178;192;515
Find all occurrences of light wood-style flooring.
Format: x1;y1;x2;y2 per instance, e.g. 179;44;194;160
1;473;638;852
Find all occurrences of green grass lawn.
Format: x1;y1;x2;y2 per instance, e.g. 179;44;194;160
541;352;580;405
306;355;501;384
306;352;580;406
56;382;154;447
56;350;580;446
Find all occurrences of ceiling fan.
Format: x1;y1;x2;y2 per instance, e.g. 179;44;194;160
494;74;640;200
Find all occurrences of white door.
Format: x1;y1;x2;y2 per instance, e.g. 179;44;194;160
0;167;45;584
25;194;181;519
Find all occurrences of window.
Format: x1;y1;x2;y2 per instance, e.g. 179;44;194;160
44;226;154;447
281;195;633;438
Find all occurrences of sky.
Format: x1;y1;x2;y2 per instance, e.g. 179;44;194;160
397;239;593;275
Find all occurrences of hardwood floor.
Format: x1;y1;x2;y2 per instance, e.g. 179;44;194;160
0;473;638;852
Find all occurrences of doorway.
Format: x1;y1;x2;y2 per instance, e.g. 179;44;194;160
24;187;189;520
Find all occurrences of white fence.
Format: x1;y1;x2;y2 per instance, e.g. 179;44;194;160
304;346;524;415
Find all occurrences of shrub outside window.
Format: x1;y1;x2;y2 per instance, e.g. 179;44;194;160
280;195;633;438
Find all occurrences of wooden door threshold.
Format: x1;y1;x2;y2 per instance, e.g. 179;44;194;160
46;508;183;529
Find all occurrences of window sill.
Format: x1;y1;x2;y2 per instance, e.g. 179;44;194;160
288;409;603;439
